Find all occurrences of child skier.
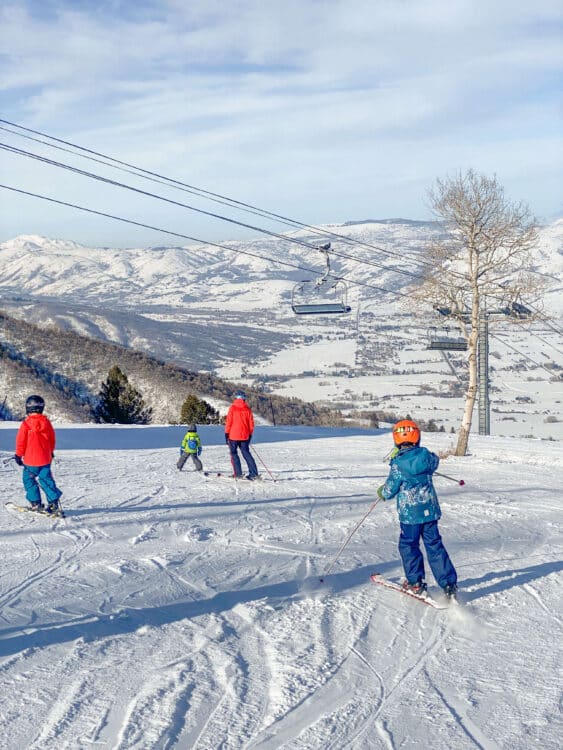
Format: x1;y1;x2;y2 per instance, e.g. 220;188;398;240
378;419;458;600
14;395;63;515
177;424;203;472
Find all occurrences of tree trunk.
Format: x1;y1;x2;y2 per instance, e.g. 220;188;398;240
456;332;479;456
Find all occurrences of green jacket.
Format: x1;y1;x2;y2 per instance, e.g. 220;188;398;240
181;431;202;454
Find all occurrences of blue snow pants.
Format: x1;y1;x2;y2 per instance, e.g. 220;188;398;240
228;439;258;478
22;464;62;505
398;520;457;589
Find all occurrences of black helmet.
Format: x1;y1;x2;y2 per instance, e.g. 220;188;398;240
25;395;45;414
234;390;246;400
188;424;197;432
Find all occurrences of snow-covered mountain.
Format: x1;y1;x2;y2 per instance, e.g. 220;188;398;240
0;220;562;438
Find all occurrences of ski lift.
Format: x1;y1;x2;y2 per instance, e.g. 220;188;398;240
292;243;352;315
427;325;467;351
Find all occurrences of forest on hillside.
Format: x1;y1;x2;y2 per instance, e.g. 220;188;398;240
0;311;345;426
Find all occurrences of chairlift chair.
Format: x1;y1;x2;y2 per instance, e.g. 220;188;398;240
291;243;352;315
427;325;467;351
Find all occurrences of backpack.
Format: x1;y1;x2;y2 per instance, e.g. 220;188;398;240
187;436;198;451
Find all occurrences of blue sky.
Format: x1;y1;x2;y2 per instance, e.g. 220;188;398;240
1;0;562;247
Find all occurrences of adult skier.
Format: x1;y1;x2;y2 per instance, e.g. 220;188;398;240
378;419;458;599
225;391;259;480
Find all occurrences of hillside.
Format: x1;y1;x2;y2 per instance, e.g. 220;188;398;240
0;219;561;437
0;311;343;426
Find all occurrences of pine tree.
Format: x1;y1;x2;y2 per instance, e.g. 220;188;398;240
95;365;152;424
180;394;220;425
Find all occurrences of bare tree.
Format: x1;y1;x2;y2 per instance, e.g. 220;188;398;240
417;169;542;456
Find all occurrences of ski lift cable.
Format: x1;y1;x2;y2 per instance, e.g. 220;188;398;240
3;121;555;296
0;142;318;253
0;141;428;283
0;123;313;235
3;140;556;336
492;331;563;365
1;122;556;300
524;330;563;358
1;179;557;361
0;182;413;300
0;119;437;271
513;301;563;338
488;332;563;381
0;119;444;275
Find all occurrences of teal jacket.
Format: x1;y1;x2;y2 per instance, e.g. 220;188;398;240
181;430;202;455
381;445;441;525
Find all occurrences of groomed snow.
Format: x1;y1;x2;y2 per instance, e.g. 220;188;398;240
0;424;561;749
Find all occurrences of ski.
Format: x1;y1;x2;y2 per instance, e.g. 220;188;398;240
5;502;66;519
203;472;262;482
370;573;449;610
203;471;235;479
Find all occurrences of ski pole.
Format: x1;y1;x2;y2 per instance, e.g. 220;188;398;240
2;456;15;466
319;498;381;583
435;471;465;486
251;446;276;482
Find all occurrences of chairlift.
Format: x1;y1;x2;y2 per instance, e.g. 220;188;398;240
291;243;352;315
427;325;467;351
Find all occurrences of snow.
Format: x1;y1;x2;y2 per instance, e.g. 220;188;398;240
0;423;561;749
1;220;562;439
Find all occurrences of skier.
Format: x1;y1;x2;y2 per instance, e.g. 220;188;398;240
225;391;259;480
377;419;458;599
14;395;63;515
177;424;203;472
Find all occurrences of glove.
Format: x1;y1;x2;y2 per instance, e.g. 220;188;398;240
225;433;229;444
197;448;202;456
179;448;184;455
389;447;399;460
14;455;23;466
377;485;385;500
248;433;252;444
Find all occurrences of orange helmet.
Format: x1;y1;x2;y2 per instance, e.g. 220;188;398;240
392;419;421;447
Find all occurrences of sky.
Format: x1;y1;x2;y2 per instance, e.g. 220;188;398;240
1;0;562;247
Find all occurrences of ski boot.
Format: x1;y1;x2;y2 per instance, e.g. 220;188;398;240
47;501;64;518
443;583;458;601
402;580;427;596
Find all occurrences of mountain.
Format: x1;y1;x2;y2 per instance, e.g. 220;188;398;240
0;220;561;437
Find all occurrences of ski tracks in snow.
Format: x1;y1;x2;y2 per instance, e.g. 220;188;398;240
1;440;560;749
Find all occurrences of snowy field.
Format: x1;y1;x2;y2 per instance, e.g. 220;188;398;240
0;424;561;750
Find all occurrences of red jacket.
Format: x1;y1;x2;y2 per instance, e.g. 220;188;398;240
225;399;254;441
15;414;57;466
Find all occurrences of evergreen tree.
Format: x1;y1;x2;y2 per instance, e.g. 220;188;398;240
95;365;152;424
180;394;220;425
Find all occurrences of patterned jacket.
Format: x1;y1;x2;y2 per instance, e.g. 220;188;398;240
381;445;441;525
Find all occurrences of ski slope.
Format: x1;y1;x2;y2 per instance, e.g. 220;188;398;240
0;424;561;749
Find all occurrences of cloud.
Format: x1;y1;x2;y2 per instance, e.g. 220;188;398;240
0;0;561;244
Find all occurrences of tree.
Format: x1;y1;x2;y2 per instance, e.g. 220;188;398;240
180;394;221;425
416;169;541;456
95;365;152;424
